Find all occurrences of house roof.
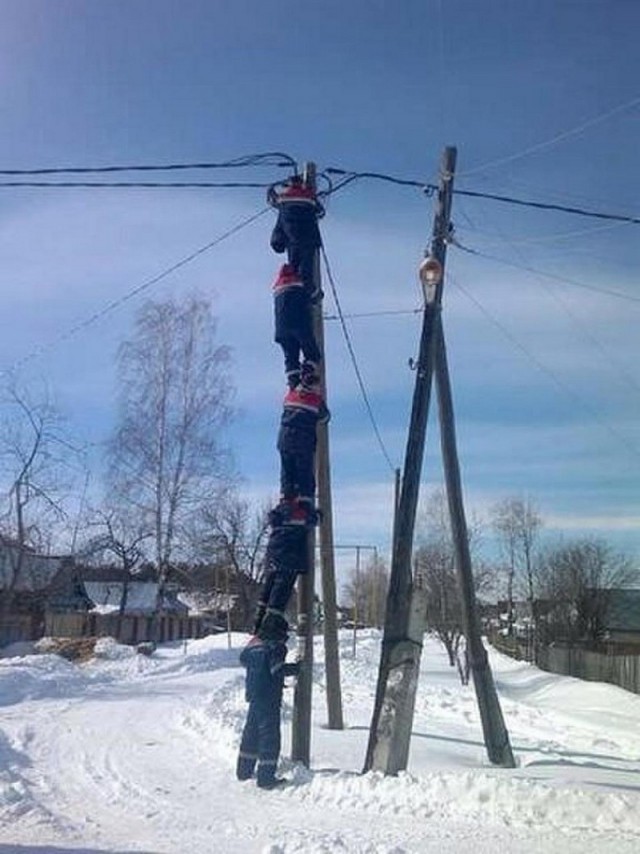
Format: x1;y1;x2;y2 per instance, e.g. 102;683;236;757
177;590;236;614
0;545;64;592
606;589;640;633
84;581;187;615
84;581;157;614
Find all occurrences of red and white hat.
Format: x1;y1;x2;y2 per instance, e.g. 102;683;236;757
275;181;317;206
272;263;303;294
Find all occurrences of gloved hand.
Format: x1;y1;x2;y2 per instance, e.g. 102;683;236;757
282;661;302;678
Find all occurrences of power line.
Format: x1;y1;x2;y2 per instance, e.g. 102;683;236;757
447;273;640;460
453;187;640;226
459;95;640;178
324;308;421;321
324;167;433;193
2;155;638;228
0;152;297;176
324;167;640;225
3;206;270;375
457;219;631;247
452;242;640;305
463;219;640;400
320;245;397;473
0;180;274;189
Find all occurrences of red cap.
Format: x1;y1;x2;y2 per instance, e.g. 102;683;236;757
273;264;303;293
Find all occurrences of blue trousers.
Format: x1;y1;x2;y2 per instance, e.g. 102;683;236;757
236;697;283;786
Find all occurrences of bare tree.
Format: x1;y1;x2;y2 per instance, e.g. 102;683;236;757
341;553;388;628
80;507;152;632
108;297;235;611
491;496;542;635
199;496;270;629
416;488;489;675
0;381;75;611
537;538;637;646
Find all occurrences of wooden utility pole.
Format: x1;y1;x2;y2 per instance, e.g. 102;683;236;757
312;244;344;731
364;146;514;774
434;328;515;767
363;148;456;775
291;162;344;767
352;545;361;657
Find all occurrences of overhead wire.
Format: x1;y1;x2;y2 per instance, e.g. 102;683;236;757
324;307;422;321
320;245;398;474
322;167;640;226
446;272;640;460
452;240;640;305
3;206;270;376
0;151;297;175
456;218;632;247
452;208;640;398
459;94;640;178
2;155;638;229
453;187;640;226
0;180;274;189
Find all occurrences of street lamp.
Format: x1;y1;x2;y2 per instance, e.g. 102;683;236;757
418;254;442;305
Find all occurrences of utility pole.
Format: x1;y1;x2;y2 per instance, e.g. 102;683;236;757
352;546;361;657
291;162;344;767
312;216;344;730
364;146;514;774
363;149;456;775
434;328;515;766
391;467;401;557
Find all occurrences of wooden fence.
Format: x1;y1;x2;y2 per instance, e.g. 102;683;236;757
536;644;640;695
489;633;640;695
44;611;212;645
0;614;39;647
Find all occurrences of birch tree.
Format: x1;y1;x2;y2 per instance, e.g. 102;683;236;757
108;297;235;610
0;381;74;611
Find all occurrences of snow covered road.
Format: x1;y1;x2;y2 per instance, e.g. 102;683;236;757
1;632;639;853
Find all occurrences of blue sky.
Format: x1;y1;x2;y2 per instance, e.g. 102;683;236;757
0;0;639;575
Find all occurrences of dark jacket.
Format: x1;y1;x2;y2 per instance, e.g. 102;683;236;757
265;525;310;576
240;636;298;703
270;183;322;254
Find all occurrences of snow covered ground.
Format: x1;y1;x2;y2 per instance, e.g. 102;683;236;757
1;630;639;854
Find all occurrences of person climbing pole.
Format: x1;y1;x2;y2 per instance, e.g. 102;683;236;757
272;263;322;389
269;174;323;302
277;380;329;526
253;509;311;638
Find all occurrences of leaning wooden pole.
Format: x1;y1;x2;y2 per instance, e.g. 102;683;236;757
363;147;456;775
434;326;515;767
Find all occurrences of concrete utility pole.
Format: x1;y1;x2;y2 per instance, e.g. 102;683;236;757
291;162;344;767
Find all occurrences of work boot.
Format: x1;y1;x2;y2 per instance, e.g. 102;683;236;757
236;753;256;781
286;369;301;389
257;776;288;790
300;361;320;387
